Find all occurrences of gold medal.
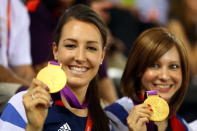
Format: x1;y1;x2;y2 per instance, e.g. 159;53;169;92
36;61;67;93
144;91;169;121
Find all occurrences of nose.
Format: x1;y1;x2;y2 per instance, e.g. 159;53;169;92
158;67;170;81
75;47;86;62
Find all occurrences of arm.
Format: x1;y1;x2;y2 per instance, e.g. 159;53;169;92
0;65;30;86
98;59;118;106
11;65;35;83
8;0;35;82
98;77;118;105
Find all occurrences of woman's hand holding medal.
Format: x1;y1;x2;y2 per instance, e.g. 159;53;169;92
23;61;67;131
127;90;169;131
127;102;153;131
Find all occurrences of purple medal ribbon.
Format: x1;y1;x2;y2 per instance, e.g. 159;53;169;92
146;90;158;95
49;61;60;66
60;86;89;109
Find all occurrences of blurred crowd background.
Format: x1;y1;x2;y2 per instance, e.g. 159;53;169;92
0;0;197;123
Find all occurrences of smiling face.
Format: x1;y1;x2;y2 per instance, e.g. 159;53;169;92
53;19;105;89
141;46;182;102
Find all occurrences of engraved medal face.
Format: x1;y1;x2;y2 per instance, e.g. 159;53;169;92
36;62;67;93
144;92;169;121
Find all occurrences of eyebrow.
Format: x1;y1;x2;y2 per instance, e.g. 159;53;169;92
63;38;99;44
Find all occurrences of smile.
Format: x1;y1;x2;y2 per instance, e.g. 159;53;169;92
69;66;88;72
154;84;172;89
157;85;171;88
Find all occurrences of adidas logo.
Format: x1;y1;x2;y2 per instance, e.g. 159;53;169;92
58;123;71;131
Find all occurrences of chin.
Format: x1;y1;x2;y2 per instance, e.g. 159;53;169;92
159;95;171;102
67;80;89;88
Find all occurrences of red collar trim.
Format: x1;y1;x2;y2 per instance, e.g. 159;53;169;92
54;100;92;131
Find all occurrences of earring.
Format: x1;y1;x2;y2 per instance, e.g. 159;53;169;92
54;56;58;60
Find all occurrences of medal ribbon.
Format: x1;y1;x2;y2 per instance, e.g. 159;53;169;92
60;86;89;109
146;90;158;95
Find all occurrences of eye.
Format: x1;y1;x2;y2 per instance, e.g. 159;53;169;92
149;63;160;69
64;44;76;49
169;64;180;70
87;46;98;51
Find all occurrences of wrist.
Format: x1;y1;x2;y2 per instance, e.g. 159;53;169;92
26;124;43;131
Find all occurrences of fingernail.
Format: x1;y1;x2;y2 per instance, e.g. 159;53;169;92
45;86;50;91
147;104;151;107
150;109;153;112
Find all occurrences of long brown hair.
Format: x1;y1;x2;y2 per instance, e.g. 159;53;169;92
121;27;190;117
53;4;109;130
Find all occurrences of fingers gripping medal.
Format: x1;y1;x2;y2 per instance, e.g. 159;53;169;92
144;90;169;121
36;61;67;93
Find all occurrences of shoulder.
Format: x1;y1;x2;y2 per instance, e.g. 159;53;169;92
189;119;197;131
105;97;134;114
0;91;27;131
178;116;193;131
104;97;134;131
172;114;193;131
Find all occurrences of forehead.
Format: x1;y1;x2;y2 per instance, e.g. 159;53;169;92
158;46;180;62
60;19;102;42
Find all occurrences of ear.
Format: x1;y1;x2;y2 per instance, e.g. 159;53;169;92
52;42;58;60
100;47;107;64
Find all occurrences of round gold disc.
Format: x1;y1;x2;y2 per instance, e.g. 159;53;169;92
36;62;67;93
144;95;169;121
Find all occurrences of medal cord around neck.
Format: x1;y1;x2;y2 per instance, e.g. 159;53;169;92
60;86;89;109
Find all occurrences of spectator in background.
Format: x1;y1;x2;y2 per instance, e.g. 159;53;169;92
135;0;169;25
0;0;34;113
26;0;75;73
98;0;157;56
167;0;197;123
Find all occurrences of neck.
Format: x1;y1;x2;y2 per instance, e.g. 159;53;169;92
155;120;168;131
69;85;88;105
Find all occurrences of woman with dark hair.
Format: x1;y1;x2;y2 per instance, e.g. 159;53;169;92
0;4;110;131
105;27;192;130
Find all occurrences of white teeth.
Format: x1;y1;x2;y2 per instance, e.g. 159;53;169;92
157;85;170;88
70;67;87;72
